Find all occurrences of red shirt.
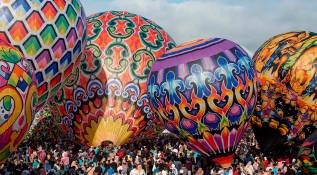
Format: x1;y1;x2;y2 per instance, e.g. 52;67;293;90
233;168;239;175
263;160;269;168
117;150;124;158
37;150;46;164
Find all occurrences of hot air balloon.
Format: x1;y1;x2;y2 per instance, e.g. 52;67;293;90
251;31;317;154
147;38;257;168
0;0;87;108
50;11;176;146
0;40;37;163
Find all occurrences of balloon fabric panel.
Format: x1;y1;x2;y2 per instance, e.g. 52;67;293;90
252;31;317;153
0;40;37;163
147;38;257;168
0;0;87;107
52;11;176;147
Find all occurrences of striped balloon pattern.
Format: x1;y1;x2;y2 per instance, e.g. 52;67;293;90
147;38;256;167
0;0;87;107
252;31;317;152
0;40;37;163
51;11;175;146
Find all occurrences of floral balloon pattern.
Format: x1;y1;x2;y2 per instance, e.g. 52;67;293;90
51;11;175;146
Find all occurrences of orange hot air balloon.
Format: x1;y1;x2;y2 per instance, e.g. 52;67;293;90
251;31;317;154
51;11;176;146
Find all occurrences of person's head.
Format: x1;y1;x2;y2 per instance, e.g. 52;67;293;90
137;164;143;170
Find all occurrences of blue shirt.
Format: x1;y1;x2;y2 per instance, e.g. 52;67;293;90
95;147;100;154
272;167;278;175
108;167;115;175
79;159;84;166
102;166;106;174
32;161;39;169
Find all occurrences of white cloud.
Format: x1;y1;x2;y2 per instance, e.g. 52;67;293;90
80;0;317;54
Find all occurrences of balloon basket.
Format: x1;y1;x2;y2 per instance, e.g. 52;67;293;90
212;153;234;168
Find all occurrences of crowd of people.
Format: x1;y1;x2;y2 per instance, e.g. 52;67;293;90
0;129;304;175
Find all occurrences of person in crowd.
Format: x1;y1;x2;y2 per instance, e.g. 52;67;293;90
0;129;304;175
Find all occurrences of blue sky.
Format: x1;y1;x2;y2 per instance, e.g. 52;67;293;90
80;0;317;54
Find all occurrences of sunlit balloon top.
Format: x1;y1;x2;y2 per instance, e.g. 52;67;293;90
0;0;87;107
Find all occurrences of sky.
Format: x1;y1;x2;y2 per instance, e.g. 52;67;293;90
80;0;317;54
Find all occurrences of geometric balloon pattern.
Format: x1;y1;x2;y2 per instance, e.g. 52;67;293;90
0;0;87;107
148;38;256;167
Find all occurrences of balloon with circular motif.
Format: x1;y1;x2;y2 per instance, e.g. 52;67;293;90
0;40;38;163
0;0;87;108
251;31;317;153
147;38;257;168
51;11;176;146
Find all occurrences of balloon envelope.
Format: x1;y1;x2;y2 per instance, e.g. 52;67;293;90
52;11;175;146
251;31;317;153
0;0;87;107
0;40;37;163
147;38;257;168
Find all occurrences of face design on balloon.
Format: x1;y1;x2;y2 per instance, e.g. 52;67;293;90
0;40;37;162
0;0;87;107
148;38;256;167
252;31;317;151
51;11;176;146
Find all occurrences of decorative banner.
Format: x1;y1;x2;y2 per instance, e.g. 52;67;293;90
51;11;176;146
0;40;37;163
147;38;257;168
251;31;317;153
0;0;87;107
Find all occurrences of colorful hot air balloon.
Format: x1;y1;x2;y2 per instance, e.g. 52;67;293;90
251;31;317;153
50;11;176;147
0;0;87;107
147;38;257;168
0;40;37;163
